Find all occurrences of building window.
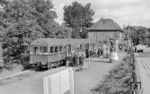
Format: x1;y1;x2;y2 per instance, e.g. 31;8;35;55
50;47;54;53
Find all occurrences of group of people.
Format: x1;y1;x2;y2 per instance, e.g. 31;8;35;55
65;50;86;71
65;39;120;68
90;41;119;62
88;48;103;57
88;45;110;58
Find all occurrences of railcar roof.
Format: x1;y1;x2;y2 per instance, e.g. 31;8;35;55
31;38;89;46
31;38;69;46
69;39;89;44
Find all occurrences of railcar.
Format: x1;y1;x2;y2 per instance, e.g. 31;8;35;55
29;38;89;69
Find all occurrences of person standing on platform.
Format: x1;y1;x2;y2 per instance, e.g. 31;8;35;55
103;42;107;58
97;48;101;57
85;49;89;58
109;40;119;63
109;39;113;63
73;54;78;67
79;51;85;71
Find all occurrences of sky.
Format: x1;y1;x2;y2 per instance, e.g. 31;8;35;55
52;0;150;28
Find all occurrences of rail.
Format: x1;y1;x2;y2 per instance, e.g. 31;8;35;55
0;70;30;81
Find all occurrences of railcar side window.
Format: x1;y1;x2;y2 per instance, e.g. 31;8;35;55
82;44;86;49
50;47;54;53
33;47;38;54
80;45;82;49
86;43;89;49
68;45;71;53
59;46;62;52
64;46;66;52
55;46;58;53
44;47;47;53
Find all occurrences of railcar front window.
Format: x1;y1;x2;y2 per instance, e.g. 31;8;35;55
40;47;47;53
33;47;38;54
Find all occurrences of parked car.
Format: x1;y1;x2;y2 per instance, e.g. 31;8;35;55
136;44;146;53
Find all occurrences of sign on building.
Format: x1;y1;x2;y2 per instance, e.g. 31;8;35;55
43;68;74;94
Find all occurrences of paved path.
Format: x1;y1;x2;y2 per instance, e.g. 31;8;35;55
74;52;127;94
74;61;114;94
0;52;126;94
0;67;68;94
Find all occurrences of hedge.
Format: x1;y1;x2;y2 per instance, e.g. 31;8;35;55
92;53;135;94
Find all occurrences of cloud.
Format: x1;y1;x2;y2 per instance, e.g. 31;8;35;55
52;0;150;28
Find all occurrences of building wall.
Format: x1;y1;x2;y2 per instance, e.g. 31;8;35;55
88;31;122;44
0;43;2;62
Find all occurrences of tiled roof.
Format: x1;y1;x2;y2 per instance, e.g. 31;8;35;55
88;18;122;31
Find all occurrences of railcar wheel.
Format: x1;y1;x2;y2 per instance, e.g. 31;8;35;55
51;63;55;68
60;61;62;65
29;64;32;68
53;62;56;68
35;63;41;71
53;63;56;68
58;61;61;66
56;62;59;68
62;60;66;65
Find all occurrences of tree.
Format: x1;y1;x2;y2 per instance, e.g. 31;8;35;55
0;0;8;5
28;0;58;38
137;28;149;45
63;1;95;38
124;26;150;46
0;0;58;67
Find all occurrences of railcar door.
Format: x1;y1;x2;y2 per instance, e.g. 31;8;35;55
64;44;71;57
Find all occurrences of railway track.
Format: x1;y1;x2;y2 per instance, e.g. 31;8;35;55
0;66;66;86
0;70;38;86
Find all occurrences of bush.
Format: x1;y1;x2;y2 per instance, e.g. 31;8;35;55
3;63;23;71
92;53;135;94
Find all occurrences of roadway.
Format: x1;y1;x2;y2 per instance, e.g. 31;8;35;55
135;48;150;94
